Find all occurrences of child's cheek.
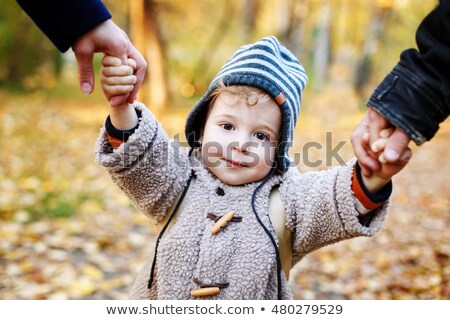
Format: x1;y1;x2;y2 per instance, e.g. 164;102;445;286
206;144;220;154
202;142;222;160
261;142;277;161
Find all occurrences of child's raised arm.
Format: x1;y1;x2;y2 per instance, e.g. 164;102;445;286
101;55;138;130
96;56;192;222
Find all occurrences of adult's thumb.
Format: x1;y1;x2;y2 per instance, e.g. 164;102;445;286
384;128;411;163
75;49;95;94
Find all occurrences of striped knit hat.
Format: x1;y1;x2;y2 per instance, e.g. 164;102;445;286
185;36;308;173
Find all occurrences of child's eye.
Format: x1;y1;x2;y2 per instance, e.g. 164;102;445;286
254;132;270;141
221;123;234;131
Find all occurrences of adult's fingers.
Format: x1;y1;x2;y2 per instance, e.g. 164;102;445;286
351;117;380;176
383;128;411;163
126;44;147;103
74;43;95;94
380;147;412;166
104;29;128;65
367;107;391;146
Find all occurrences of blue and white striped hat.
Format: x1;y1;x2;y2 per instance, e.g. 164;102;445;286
185;36;308;173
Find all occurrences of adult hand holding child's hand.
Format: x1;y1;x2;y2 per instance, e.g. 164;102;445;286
358;127;412;193
101;56;137;106
351;108;411;178
72;20;147;106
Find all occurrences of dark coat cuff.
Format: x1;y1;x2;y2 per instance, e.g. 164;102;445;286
105;109;141;142
355;161;392;203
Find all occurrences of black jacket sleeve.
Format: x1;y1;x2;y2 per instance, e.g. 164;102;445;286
367;1;450;145
17;0;111;52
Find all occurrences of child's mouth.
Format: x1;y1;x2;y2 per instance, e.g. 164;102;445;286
223;158;247;168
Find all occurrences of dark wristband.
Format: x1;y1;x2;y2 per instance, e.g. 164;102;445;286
355;161;392;203
105;109;141;142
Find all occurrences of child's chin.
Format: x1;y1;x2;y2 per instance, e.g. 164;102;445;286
216;174;249;186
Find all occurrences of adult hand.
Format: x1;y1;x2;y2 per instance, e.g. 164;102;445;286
367;107;411;163
360;128;412;193
72;19;147;106
351;107;411;177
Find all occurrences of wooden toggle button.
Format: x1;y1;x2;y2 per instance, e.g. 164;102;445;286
191;287;220;297
211;211;234;234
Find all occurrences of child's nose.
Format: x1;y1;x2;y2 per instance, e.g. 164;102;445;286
233;143;248;154
232;134;252;154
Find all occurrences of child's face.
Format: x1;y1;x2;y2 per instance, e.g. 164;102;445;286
199;90;282;185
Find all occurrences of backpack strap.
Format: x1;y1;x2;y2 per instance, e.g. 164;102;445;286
154;175;195;234
268;186;292;280
148;172;195;289
153;179;292;280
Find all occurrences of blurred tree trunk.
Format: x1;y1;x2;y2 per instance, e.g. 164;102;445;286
6;27;26;83
242;0;259;42
193;1;234;85
312;0;331;91
1;3;55;87
278;0;309;55
129;0;169;114
354;1;393;97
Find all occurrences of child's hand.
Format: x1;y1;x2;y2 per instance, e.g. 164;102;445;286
369;128;412;179
101;56;137;107
360;128;412;192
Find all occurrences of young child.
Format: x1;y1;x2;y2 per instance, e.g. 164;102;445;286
96;36;411;300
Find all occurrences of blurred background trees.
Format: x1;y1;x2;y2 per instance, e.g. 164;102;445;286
0;2;61;90
1;0;435;106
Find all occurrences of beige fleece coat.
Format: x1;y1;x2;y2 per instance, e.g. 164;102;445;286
95;102;388;300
